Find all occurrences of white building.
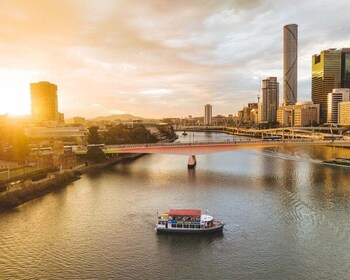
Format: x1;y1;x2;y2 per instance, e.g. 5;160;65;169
327;88;350;124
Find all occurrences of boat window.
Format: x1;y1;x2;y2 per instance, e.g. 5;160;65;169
171;224;176;228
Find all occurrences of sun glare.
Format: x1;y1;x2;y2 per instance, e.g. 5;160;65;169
0;81;31;116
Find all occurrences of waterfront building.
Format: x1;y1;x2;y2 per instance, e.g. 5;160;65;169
257;102;263;123
261;77;279;123
250;108;258;125
338;101;350;126
204;104;212;126
312;49;341;123
24;126;88;145
58;112;65;126
277;101;319;127
30;81;59;125
327;88;350;124
341;48;350;89
283;24;298;105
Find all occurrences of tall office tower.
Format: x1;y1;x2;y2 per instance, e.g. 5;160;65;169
204;104;212;126
261;77;279;123
341;48;350;88
30;81;58;124
312;49;341;123
327;88;350;124
283;24;298;105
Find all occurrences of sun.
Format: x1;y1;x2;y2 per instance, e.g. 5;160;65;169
0;81;31;116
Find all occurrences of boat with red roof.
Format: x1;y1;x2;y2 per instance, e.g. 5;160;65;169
156;209;224;233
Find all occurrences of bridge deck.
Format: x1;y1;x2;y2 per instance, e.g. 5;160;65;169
75;139;350;156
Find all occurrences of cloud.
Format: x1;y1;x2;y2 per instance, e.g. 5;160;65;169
0;0;349;118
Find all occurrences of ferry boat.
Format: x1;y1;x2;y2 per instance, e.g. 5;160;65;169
156;209;224;233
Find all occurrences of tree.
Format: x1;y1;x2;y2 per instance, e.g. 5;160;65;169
86;146;106;163
11;128;30;163
88;126;101;144
130;125;157;143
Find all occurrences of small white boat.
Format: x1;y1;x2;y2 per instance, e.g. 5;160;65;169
156;209;224;233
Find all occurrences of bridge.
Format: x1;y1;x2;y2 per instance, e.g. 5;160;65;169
75;139;350;168
176;125;348;140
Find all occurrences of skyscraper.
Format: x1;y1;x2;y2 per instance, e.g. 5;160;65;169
204;104;212;126
312;49;341;123
261;77;279;123
283;24;298;105
341;48;350;89
30;81;59;124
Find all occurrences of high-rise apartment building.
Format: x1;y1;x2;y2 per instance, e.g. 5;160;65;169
204;104;212;126
327;88;350;124
283;24;298;105
30;81;59;124
312;49;341;123
341;48;350;89
261;77;279;123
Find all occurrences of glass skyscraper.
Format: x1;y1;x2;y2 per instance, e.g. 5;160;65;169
341;48;350;89
261;77;279;123
312;49;341;124
283;24;298;105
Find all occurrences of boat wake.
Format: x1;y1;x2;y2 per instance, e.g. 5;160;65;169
252;149;322;164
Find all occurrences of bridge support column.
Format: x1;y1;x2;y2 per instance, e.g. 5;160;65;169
188;155;197;169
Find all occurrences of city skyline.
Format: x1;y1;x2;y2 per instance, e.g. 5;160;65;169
1;0;350;118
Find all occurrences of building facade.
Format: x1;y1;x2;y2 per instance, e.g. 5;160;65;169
338;101;350;126
204;104;212;126
283;24;298;105
30;81;59;125
261;77;279;123
327;88;350;124
277;102;319;127
341;48;350;89
312;49;341;124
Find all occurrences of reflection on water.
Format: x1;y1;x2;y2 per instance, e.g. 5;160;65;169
0;132;350;279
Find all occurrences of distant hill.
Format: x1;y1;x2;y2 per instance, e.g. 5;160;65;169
65;114;158;124
89;114;146;122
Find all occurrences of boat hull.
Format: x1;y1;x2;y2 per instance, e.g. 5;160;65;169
156;223;224;234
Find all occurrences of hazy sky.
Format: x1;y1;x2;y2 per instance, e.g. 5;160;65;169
0;0;349;118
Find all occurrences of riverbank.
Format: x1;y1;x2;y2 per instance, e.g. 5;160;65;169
0;154;143;213
0;137;176;212
0;171;81;212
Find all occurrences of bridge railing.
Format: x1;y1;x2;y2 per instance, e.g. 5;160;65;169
75;138;348;151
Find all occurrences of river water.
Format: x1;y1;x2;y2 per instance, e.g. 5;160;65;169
1;132;350;279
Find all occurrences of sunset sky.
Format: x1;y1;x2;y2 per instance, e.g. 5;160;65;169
0;0;349;118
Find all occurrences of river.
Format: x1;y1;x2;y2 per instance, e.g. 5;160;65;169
1;132;350;279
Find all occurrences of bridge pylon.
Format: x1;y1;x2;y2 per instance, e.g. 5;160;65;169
188;155;197;169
